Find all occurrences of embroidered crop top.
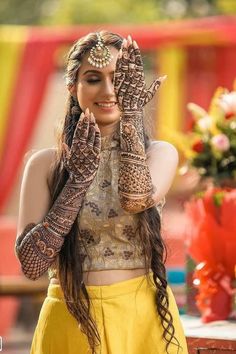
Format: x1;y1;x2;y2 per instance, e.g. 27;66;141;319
48;129;165;278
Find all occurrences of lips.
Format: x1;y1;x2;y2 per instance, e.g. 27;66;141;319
95;101;117;108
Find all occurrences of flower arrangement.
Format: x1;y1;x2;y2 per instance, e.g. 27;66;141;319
176;84;236;186
177;82;236;322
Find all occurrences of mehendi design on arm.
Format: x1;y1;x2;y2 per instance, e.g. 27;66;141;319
114;37;163;213
15;111;101;279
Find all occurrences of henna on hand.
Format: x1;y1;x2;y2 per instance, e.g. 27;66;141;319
114;37;163;111
114;36;164;213
16;110;101;279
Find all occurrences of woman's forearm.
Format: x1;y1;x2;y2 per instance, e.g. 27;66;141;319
15;177;90;280
118;111;155;213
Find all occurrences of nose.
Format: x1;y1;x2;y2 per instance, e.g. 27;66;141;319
102;77;115;96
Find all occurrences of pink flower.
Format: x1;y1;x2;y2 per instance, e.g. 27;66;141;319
218;92;236;117
211;134;230;152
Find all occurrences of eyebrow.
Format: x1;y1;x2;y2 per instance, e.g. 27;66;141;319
82;70;114;75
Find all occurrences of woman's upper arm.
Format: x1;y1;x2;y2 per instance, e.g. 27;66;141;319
147;141;179;203
17;148;56;237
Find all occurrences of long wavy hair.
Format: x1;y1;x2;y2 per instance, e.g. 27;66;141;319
49;30;181;353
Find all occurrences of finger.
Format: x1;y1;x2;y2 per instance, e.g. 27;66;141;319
148;77;164;92
94;127;101;152
128;46;136;72
75;110;89;142
123;38;128;48
158;75;167;83
132;40;143;69
127;35;132;46
119;39;129;70
133;47;143;68
144;78;162;105
87;113;96;146
90;111;96;124
133;40;138;49
87;124;96;147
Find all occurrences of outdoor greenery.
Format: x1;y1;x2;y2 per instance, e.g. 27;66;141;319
0;0;236;26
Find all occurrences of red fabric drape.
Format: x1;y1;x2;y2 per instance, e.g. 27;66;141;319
0;35;58;211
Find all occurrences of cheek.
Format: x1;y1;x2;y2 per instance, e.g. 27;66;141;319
76;83;96;109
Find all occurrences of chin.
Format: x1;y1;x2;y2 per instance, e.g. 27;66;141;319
96;115;120;126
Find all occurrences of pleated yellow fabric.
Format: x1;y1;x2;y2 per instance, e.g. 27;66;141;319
30;274;188;354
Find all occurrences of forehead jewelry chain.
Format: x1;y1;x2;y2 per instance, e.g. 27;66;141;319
88;33;113;68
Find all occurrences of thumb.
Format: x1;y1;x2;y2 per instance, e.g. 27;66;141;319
144;75;167;105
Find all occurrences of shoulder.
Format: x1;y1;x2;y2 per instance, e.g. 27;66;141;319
145;140;179;203
23;147;58;183
147;140;179;161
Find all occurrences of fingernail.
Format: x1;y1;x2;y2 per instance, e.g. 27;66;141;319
91;113;95;122
159;75;167;82
80;112;85;119
127;35;132;43
123;39;127;48
133;40;138;49
85;107;89;115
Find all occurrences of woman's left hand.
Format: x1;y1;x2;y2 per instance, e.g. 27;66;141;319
114;35;165;112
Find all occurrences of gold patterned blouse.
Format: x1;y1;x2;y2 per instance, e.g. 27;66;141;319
76;129;165;272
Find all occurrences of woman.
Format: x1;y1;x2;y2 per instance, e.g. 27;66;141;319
15;31;188;354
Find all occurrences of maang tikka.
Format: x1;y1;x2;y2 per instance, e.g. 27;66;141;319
88;33;113;68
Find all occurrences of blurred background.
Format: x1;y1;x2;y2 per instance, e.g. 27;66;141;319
0;0;236;353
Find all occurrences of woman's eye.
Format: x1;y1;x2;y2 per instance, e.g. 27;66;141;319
86;78;100;84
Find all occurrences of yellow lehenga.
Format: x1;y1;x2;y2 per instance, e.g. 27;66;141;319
31;273;188;354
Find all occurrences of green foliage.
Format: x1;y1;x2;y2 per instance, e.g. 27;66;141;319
0;0;43;25
1;0;236;26
0;0;162;25
41;0;161;25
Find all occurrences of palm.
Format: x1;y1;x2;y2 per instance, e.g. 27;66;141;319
114;43;162;111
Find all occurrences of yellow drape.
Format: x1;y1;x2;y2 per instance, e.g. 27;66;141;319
0;26;27;159
156;46;187;140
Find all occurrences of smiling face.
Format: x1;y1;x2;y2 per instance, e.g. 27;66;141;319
73;46;121;133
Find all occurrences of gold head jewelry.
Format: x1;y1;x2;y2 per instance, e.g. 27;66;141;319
88;33;113;68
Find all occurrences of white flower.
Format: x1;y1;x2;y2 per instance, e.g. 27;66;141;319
211;134;230;152
197;115;212;131
218;92;236;115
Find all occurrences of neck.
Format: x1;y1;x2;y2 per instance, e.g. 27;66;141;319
98;121;120;137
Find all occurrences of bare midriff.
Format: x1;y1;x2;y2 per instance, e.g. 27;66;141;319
50;268;147;286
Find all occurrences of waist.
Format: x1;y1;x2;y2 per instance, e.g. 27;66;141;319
50;268;148;286
48;271;154;300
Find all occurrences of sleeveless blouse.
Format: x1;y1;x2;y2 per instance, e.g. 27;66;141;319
48;129;165;277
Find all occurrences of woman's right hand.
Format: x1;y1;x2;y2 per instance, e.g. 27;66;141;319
63;108;101;184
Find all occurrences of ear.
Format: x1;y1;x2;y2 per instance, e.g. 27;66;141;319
68;84;77;97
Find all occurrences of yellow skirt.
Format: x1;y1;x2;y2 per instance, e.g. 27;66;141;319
30;273;188;354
